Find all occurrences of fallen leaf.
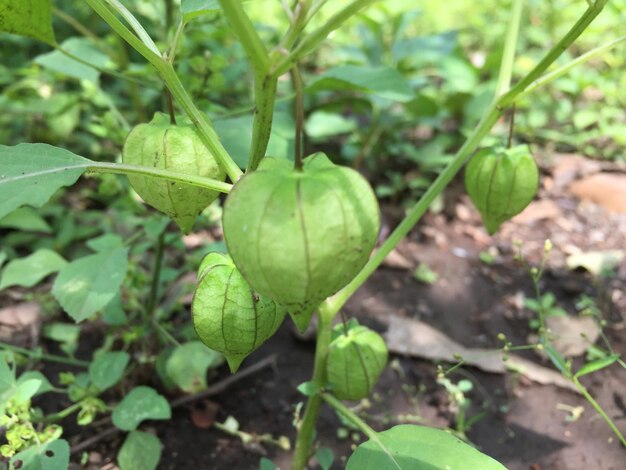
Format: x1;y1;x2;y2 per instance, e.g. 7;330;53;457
569;173;626;213
511;200;561;225
545;315;600;357
384;315;578;392
566;250;625;276
190;400;220;429
382;249;413;270
0;302;42;348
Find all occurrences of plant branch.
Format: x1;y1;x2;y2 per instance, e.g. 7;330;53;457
290;65;305;170
292;304;334;470
247;74;279;172
104;0;161;55
324;0;609;318
274;0;377;76
495;0;525;97
0;341;89;368
84;162;233;193
218;0;270;74
321;393;401;469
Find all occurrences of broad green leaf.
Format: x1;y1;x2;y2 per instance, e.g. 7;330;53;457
13;378;42;403
575;354;620;378
0;144;89;219
51;248;129;322
165;342;223;393
346;425;506;470
0;249;67;290
112;386;171;431
35;37;111;83
0;0;56;44
89;351;130;391
305;111;357;138
0;207;52;233
17;371;54;396
9;439;70;470
308;65;414;102
118;431;162;470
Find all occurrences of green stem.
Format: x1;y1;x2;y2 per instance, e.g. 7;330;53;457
41;402;83;423
85;162;233;193
146;228;166;318
495;0;525;97
279;0;314;51
324;0;609;318
104;0;161;55
273;0;377;76
572;376;626;447
0;342;89;368
247;74;279;172
292;304;334;470
321;393;401;470
290;65;305;171
518;34;626;101
85;0;243;183
218;0;270;73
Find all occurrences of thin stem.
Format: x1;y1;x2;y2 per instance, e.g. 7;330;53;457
0;341;89;368
495;0;525;97
517;34;626;101
165;88;177;125
274;0;377;76
152;320;181;347
146;228;166;318
507;104;516;149
52;7;107;51
572;377;626;447
85;162;233;193
218;0;270;74
290;65;305;171
104;0;161;56
40;402;82;423
168;20;186;65
279;0;314;51
324;0;609;318
292;304;334;470
321;393;401;470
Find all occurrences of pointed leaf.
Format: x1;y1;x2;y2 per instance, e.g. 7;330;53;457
574;354;620;378
0;144;89;219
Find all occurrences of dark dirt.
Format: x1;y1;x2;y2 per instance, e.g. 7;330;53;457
5;154;626;470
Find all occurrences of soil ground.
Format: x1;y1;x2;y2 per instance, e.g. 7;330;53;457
6;154;626;470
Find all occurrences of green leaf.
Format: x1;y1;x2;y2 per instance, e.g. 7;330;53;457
305;111;357;138
308;65;414;102
180;0;220;21
297;381;320;397
164;342;223;393
17;371;54;396
86;233;125;253
118;431;162;470
574;354;620;378
259;457;277;470
51;247;129;322
0;207;52;233
89;351;130;391
316;447;334;470
0;0;56;44
0;144;89;219
112;386;171;431
0;249;67;290
346;425;506;470
9;439;70;470
35;37;112;83
413;262;438;285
